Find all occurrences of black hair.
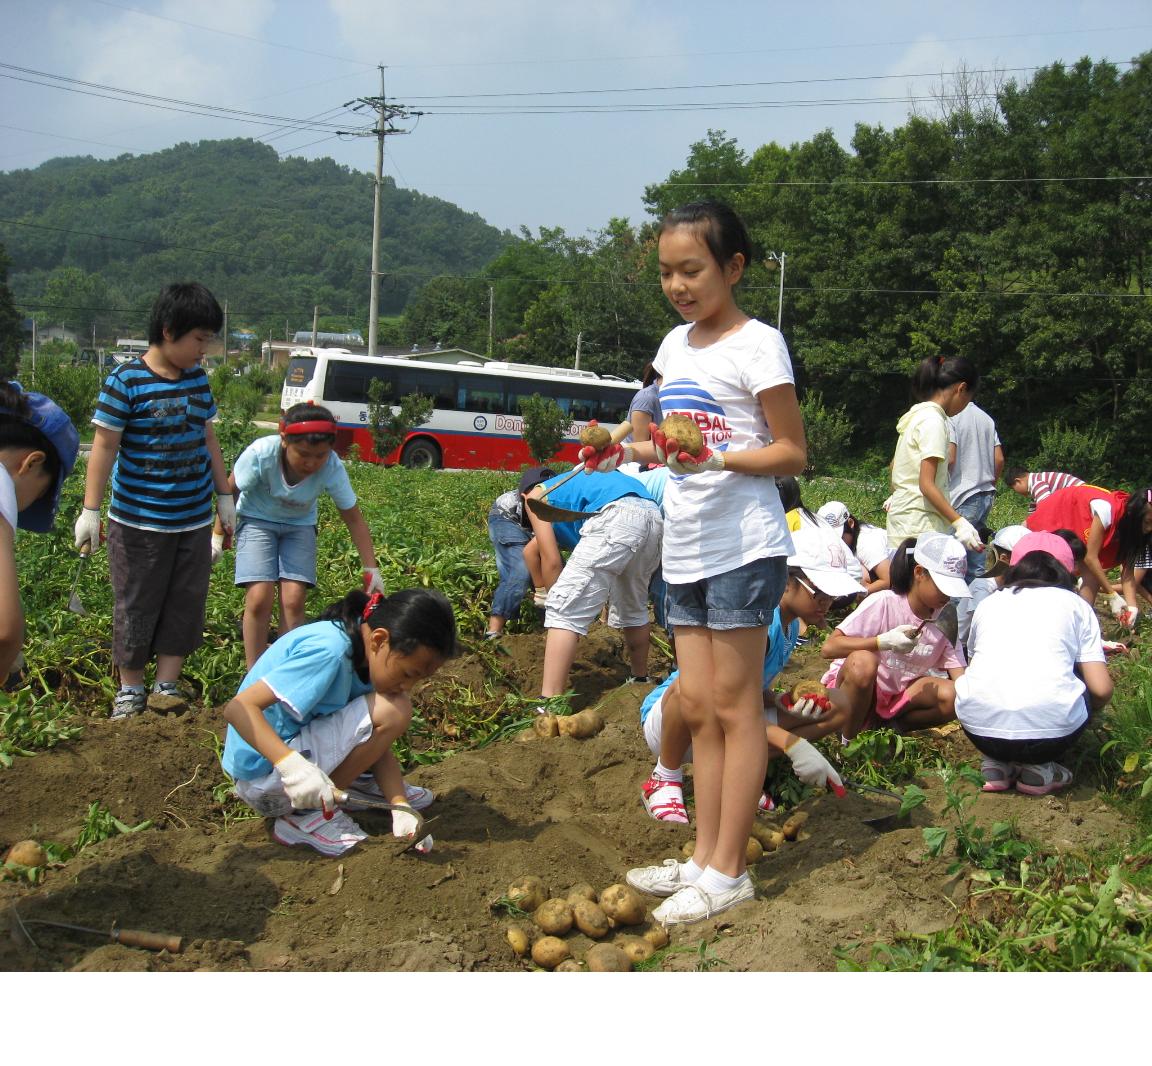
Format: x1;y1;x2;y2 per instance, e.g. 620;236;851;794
775;476;819;525
0;382;62;484
911;355;980;403
640;363;660;389
1002;465;1028;489
1002;551;1076;592
1050;527;1087;565
840;513;861;553
319;587;458;679
1115;488;1152;567
147;282;224;345
282;402;338;446
888;537;918;595
659;200;753;274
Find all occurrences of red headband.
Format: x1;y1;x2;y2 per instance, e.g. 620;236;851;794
362;592;384;622
281;419;337;436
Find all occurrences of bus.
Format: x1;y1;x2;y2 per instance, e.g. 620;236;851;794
280;348;641;471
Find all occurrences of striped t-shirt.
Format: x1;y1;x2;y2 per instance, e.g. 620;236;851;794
92;359;217;532
1027;471;1084;513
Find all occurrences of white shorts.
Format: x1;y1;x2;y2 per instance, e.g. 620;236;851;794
546;498;663;636
234;695;374;817
642;689;777;762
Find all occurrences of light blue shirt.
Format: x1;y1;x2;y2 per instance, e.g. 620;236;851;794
640;607;799;724
234;433;357;526
221;620;374;780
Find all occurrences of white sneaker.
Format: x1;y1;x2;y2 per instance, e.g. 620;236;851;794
626;858;692;897
353;774;435;811
652;877;755;926
273;809;366;856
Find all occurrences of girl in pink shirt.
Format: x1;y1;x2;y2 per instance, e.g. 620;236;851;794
821;531;969;738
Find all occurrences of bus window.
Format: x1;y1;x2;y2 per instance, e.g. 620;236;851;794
458;374;505;414
285;357;317;388
400;369;457;410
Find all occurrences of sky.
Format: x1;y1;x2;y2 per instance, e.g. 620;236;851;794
2;0;1150;236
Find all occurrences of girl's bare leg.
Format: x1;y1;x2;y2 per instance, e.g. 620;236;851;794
242;581;276;670
833;650;880;739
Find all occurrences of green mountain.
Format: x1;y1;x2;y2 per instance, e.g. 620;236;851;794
0;138;511;336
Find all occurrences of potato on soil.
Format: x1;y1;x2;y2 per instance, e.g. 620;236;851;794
572;899;610;939
554;959;584;972
507;875;548;913
585;942;632;972
749;823;784;852
681;839;695;859
790;680;828;702
641;924;670;950
532;714;559;738
565;883;598;905
616;935;655;964
745;836;764;864
599;883;646;927
556;708;604;739
532;936;571;969
534;898;575;936
506;924;533;958
579;422;612;451
782;811;810;841
659;413;704;457
3;840;46;868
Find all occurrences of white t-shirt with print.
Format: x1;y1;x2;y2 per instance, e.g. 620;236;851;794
653;319;795;583
855;522;891;575
0;465;17;533
956;586;1104;740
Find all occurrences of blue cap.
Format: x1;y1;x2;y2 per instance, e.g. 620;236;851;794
1;384;80;532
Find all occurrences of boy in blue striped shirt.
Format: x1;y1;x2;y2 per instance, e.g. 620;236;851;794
74;283;235;718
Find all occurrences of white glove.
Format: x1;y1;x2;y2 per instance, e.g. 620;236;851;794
533;586;549;608
792;695;830;720
211;533;225;566
652;427;724;476
1108;592;1127;618
784;737;844;790
362;567;385;594
578;443;632;473
74;507;102;552
274;751;335;814
1119;606;1139;628
216;493;236;535
951;516;983;551
877;624;920;653
392;806;433;854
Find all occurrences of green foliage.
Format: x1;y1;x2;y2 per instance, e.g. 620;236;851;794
832;728;942;790
518;392;569;465
1027;420;1115;485
366;378;435;463
23;355;101;431
0;686;82;767
798;390;853;475
1095;650;1152;826
73;802;152;852
0;241;22;379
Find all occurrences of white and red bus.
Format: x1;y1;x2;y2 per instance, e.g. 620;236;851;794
280;348;641;470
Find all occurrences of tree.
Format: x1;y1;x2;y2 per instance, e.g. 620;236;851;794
518;393;570;465
366;378;434;465
0;243;22;379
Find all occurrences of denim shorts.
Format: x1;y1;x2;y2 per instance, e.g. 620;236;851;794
666;555;788;630
234;517;318;586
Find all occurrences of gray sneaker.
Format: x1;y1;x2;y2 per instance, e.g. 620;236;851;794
111;687;147;720
652;877;755;926
148;682;190;715
626;858;692;897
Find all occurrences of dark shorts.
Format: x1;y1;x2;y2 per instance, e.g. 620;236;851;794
666;555;788;630
108;520;212;669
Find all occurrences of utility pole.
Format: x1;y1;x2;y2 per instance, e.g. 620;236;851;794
574;331;583;372
766;251;787;331
347;68;421;356
311;305;319;347
222;299;229;364
487;285;494;358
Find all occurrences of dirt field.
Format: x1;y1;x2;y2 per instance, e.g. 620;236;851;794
0;627;1132;972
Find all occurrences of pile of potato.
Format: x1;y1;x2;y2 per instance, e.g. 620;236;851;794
681;810;810;865
501;875;671;971
529;708;604;740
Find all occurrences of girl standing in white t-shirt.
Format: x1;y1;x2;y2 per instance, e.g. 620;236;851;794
579;201;807;924
955;531;1112;796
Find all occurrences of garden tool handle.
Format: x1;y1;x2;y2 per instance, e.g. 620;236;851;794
79;543;92;559
539;420;633;501
112;928;183;952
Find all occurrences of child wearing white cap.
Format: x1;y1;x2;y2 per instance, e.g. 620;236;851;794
635;528;864;824
820;531;970;738
816;500;893;594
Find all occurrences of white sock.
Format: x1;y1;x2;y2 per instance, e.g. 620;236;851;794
697;867;748;894
680;859;704;883
653;760;683;783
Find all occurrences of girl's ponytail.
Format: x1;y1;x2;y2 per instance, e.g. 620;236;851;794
888;537;918;595
1115;488;1152;567
911;355;980;402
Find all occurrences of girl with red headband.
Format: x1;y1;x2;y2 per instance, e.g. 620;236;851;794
217;403;385;668
221;587;456;856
